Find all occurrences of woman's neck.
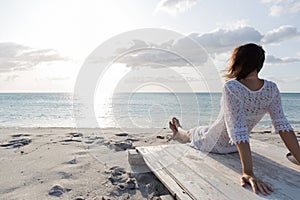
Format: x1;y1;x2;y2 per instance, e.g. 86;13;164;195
238;71;264;91
242;71;259;81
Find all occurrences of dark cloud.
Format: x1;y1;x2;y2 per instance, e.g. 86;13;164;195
0;42;67;73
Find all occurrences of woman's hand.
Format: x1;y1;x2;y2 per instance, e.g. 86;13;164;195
240;173;273;195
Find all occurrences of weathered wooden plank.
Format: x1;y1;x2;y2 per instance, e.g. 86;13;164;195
250;153;300;199
128;149;146;165
138;145;231;199
159;194;174;200
137;141;300;200
137;146;192;199
168;144;300;199
250;139;300;171
250;139;300;199
156;144;261;200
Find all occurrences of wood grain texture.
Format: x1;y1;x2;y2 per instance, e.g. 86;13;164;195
136;139;300;200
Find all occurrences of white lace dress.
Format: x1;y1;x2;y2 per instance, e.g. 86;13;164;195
189;79;293;154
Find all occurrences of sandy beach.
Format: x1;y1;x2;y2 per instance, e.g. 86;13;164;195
0;127;298;200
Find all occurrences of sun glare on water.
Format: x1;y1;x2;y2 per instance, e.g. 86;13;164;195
94;63;131;127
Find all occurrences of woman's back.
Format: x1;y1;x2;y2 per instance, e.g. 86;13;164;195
224;79;275;134
189;79;292;153
224;79;291;133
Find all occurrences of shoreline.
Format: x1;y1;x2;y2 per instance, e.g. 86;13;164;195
0;127;298;199
2;126;299;131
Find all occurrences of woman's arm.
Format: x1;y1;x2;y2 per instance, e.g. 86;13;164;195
236;142;273;195
236;142;253;175
222;84;272;195
279;130;300;164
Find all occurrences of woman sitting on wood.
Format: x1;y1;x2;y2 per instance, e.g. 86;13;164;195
169;43;300;195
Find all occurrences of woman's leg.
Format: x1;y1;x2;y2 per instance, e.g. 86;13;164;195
169;117;191;143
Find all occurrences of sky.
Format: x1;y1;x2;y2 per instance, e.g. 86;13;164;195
0;0;300;93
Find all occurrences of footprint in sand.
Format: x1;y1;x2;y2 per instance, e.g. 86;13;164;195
0;138;32;148
58;171;73;179
11;133;31;137
48;184;71;197
84;135;105;144
64;158;77;164
107;141;134;151
58;132;84;144
105;166;137;196
115;133;128;137
60;138;82;143
68;132;83;137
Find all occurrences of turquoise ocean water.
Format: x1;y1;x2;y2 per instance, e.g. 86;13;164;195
0;93;299;129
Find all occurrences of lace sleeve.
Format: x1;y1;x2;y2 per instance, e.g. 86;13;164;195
268;85;293;133
223;84;249;144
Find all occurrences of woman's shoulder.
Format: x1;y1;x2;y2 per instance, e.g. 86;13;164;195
223;79;242;90
224;79;238;87
223;79;242;94
224;79;277;88
262;79;279;91
263;79;275;85
223;79;279;94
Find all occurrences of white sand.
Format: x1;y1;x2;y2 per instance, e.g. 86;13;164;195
0;127;298;199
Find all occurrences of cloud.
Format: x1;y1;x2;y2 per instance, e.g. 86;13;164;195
107;25;299;69
190;26;263;53
116;26;265;68
260;0;283;3
270;4;284;16
266;55;300;64
261;25;300;44
0;42;67;73
154;0;197;16
216;19;250;30
262;75;288;83
261;0;300;16
118;44;205;68
124;75;200;83
290;1;300;13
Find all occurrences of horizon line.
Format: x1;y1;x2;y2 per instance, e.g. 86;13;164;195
1;91;300;94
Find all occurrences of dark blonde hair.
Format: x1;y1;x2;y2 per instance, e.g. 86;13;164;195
225;43;265;81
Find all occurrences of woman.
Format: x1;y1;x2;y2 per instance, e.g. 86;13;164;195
169;43;300;195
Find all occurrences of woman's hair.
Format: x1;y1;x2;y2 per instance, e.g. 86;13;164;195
225;43;265;81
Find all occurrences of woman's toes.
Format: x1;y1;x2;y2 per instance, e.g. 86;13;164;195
172;117;181;128
169;121;176;130
172;117;177;123
169;121;173;129
169;121;179;138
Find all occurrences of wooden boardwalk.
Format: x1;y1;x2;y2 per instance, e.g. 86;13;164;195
136;139;300;200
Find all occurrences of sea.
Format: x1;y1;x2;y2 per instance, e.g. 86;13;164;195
0;93;299;130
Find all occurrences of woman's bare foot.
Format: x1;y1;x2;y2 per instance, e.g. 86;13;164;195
169;121;179;139
172;117;182;128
